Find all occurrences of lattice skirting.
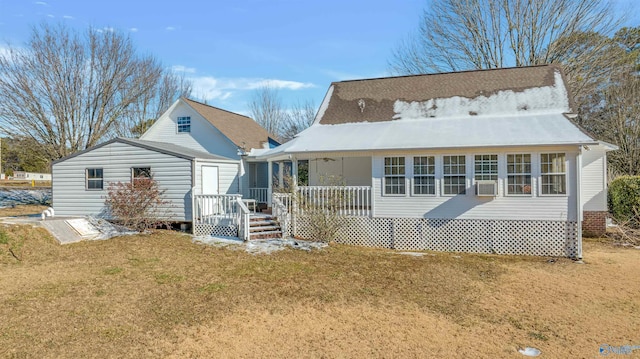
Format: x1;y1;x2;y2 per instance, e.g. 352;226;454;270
193;223;238;237
293;216;579;257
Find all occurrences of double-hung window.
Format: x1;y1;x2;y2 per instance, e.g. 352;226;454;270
384;157;405;195
413;156;435;195
507;154;531;195
177;116;191;133
443;155;466;195
86;168;103;190
540;153;566;195
474;154;498;181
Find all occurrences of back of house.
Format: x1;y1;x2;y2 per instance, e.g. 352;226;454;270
261;64;614;258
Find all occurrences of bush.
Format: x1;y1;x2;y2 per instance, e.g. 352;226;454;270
608;176;640;227
104;178;172;231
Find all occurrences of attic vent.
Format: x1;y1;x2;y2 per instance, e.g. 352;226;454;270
358;99;365;113
476;180;497;197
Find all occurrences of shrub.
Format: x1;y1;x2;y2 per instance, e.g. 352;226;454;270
608;176;640;227
104;178;172;231
295;175;348;243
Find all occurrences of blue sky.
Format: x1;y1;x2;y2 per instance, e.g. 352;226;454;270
0;0;637;115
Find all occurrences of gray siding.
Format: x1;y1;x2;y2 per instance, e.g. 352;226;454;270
194;160;241;195
52;141;193;220
141;101;240;159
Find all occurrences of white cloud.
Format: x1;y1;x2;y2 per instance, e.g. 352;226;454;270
189;75;315;103
35;1;47;5
166;26;176;31
130;27;138;32
246;79;315;90
46;14;54;18
63;15;74;19
171;65;196;74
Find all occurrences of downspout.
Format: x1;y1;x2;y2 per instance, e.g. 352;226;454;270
267;160;273;208
576;147;583;261
191;159;197;234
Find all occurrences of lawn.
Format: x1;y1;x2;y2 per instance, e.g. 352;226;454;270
1;206;639;358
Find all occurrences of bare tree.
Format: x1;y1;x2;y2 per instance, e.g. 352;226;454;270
249;83;286;141
0;23;190;160
123;71;192;137
280;100;316;142
390;0;618;76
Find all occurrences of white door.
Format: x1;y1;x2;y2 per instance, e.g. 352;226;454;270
202;166;219;195
201;166;219;216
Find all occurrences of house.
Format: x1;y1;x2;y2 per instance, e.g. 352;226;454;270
257;65;615;258
12;171;52;181
52;98;278;237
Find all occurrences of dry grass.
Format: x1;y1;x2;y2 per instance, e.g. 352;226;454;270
0;209;639;357
0;180;51;188
0;205;50;217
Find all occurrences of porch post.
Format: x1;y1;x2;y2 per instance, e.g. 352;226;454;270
291;157;298;188
291;157;298;237
278;161;284;188
267;160;273;207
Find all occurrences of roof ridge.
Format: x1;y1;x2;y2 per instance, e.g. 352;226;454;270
333;64;557;85
182;97;254;120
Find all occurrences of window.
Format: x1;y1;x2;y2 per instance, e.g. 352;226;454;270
132;167;151;183
413;156;435;195
474;154;498;181
384;157;405;195
443;155;466;195
177;116;191;133
86;168;103;190
507;154;531;195
540;153;566;195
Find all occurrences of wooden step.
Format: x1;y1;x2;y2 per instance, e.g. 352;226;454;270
250;230;282;240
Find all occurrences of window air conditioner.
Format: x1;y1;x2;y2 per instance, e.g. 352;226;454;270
476;180;497;196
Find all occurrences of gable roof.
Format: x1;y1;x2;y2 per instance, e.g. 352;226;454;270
52;137;234;165
260;65;596;159
317;64;575;125
182;98;277;151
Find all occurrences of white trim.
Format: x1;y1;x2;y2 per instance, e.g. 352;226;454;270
504;152;533;197
538;152;568;197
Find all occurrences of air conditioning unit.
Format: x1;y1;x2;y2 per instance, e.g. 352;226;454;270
476;180;497;196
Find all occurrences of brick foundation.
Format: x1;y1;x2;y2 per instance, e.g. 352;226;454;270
582;211;608;237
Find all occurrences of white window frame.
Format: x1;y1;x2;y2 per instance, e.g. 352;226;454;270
474;154;498;181
177;116;191;133
506;153;532;196
86;168;103;190
442;155;466;196
412;156;436;196
540;153;567;196
383;156;406;196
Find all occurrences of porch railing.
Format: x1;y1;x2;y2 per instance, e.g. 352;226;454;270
248;187;269;203
194;194;241;225
273;186;371;217
236;197;251;241
298;186;371;216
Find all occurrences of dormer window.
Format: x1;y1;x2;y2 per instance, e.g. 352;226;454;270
177;116;191;133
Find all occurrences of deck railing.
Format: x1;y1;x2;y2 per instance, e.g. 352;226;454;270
273;186;371;217
248;187;269;203
194;194;241;225
297;186;371;217
236;197;251;241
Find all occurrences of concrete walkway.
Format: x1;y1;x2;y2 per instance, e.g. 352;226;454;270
0;216;118;244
